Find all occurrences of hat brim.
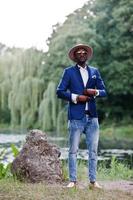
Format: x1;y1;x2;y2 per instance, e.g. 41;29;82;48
68;44;93;62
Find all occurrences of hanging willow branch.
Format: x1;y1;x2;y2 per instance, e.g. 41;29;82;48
38;81;58;131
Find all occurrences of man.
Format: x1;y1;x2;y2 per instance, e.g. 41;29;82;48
56;44;107;189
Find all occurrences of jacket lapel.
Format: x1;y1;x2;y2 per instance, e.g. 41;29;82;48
75;65;85;88
86;65;92;88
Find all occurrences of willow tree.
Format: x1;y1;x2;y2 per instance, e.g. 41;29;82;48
56;104;67;136
0;46;45;128
0;48;16;123
9;49;44;128
38;81;58;131
9;76;44;128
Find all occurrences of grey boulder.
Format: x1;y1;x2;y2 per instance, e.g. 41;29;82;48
11;129;63;183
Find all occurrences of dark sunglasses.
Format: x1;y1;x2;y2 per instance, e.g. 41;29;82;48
75;51;88;55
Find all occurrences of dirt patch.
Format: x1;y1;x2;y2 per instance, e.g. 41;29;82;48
65;180;133;195
100;180;133;194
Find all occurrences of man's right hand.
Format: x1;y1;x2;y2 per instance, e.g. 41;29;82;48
76;95;90;102
83;89;97;96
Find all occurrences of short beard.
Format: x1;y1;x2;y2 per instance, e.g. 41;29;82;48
77;60;86;66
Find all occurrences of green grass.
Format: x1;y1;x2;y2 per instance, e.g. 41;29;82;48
97;157;133;181
61;157;133;182
98;123;133;149
0;158;132;200
0;123;11;131
100;124;133;140
0;178;132;200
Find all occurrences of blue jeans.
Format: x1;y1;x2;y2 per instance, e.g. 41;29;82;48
68;116;99;182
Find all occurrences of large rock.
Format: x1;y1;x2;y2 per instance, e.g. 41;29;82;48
11;129;63;183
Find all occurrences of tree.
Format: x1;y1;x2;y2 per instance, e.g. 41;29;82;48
0;46;45;128
93;0;133;119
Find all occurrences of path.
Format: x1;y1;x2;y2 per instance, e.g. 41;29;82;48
76;180;133;194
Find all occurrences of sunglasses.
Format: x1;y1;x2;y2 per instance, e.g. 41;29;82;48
75;51;88;55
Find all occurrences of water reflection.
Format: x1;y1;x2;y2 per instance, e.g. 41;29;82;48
0;133;26;144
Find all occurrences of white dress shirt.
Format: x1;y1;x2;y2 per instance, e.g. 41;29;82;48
72;65;99;109
72;65;88;110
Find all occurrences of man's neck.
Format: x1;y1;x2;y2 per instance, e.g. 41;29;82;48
77;62;86;68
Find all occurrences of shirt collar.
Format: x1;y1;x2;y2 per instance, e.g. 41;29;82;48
78;65;87;70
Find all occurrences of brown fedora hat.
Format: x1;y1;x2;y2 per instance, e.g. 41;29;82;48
68;44;93;62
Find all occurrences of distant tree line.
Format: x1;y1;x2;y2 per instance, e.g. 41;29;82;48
0;0;132;134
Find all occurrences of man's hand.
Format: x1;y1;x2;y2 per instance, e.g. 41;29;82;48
83;89;97;96
76;95;90;102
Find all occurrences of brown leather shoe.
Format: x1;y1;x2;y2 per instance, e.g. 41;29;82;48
89;182;102;190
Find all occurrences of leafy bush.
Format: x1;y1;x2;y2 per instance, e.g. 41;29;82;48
0;144;19;179
98;156;133;180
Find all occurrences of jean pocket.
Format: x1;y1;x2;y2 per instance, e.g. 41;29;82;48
69;119;83;130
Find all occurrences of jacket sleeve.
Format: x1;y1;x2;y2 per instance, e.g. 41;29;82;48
96;69;107;97
56;69;72;101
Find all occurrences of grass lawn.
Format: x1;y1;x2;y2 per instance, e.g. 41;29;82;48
100;124;133;140
1;157;132;200
0;178;133;200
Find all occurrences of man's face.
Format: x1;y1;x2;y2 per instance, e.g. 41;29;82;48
74;48;88;64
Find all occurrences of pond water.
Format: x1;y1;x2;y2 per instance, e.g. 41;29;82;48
0;131;133;168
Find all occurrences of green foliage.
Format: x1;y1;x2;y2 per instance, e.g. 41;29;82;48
0;149;6;161
93;0;133;120
61;160;69;181
11;144;19;157
0;144;20;179
0;0;133;131
0;163;12;179
38;81;58;131
98;156;133;180
0;147;12;179
61;157;132;182
0;46;45;129
42;0;133;127
56;105;67;136
101;123;133;140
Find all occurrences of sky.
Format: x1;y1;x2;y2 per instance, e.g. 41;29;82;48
0;0;87;51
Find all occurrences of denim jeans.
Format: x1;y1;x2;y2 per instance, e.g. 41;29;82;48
68;116;99;182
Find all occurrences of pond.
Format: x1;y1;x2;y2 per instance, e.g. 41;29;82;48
0;131;133;168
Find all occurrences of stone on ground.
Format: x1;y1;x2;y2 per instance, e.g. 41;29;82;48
11;129;62;183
